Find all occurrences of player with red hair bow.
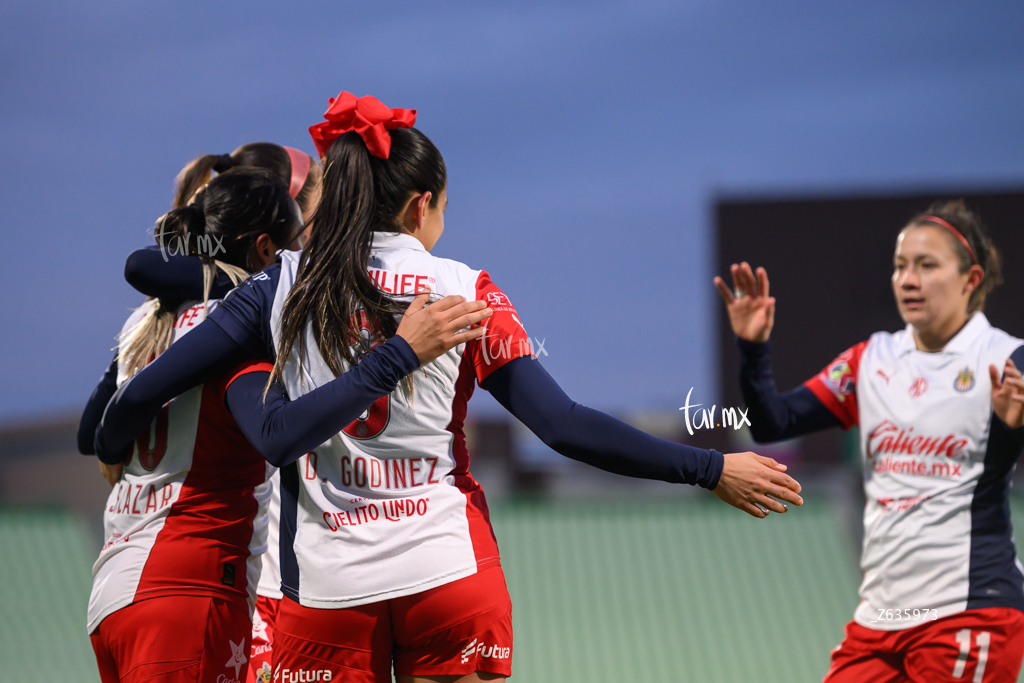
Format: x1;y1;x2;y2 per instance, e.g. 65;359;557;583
96;91;802;683
308;91;417;159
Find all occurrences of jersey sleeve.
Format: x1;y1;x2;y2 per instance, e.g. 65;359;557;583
464;271;535;383
206;264;281;360
219;360;276;402
803;341;868;430
1011;345;1024;374
125;246;237;301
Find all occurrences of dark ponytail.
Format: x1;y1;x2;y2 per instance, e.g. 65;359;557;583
908;199;1002;314
273;127;446;383
155;204;207;250
123;170;302;377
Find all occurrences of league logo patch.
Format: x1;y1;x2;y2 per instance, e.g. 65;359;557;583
954;367;975;392
824;360;855;402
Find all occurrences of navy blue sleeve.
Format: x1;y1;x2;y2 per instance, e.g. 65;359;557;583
77;353;119;455
224;338;421;467
95;321;250;464
125;246;236;300
1011;346;1024;380
1000;345;1024;446
738;338;841;442
206;264;280;359
481;357;724;489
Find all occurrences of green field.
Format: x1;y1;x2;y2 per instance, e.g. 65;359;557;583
1;497;1021;682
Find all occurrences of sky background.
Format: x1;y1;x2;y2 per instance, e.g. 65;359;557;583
1;0;1022;423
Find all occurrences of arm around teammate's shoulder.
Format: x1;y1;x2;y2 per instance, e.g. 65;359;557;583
125;246;236;301
223;290;492;466
224;337;421;467
95;320;251;463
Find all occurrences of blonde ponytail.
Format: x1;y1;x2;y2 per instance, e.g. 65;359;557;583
119;261;248;379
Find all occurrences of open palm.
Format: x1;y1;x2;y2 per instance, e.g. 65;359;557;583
713;262;776;343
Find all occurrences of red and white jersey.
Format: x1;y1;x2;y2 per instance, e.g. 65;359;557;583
269;232;534;608
806;313;1024;631
88;299;273;634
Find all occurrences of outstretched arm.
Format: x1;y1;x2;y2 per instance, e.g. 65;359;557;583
125;246;237;300
482;357;721;487
482;357;803;517
224;339;420;467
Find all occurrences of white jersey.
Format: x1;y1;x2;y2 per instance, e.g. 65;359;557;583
806;313;1024;630
270;232;533;608
256;469;282;599
88;299;272;633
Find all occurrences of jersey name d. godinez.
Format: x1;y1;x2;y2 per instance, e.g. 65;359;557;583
271;231;534;608
88;299;273;634
805;313;1024;631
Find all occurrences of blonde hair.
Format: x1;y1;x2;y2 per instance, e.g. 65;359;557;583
119;260;249;378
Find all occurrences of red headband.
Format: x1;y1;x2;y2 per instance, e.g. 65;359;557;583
308;91;416;159
919;215;978;266
283;146;311;199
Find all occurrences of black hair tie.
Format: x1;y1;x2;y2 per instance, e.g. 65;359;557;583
184;203;207;256
213;154;233;173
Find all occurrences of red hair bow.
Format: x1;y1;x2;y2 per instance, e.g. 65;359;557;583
308;92;417;159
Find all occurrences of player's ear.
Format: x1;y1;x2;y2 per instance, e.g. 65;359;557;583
415;192;432;232
253;234;277;268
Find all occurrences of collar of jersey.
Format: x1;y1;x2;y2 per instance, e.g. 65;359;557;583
896;311;990;356
371;230;427;252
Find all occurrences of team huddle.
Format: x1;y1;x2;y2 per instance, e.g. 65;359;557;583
78;91;1024;683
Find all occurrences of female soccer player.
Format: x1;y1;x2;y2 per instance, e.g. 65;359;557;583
87;169;299;682
715;201;1024;682
77;142;322;683
78;142;321;460
96;92;803;683
86;168;487;683
123;142;322;301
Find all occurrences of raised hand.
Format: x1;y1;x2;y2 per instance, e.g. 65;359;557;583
713;262;775;343
396;288;493;365
713;452;803;518
990;359;1024;429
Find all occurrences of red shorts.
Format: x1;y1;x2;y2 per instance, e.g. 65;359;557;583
90;595;253;683
274;565;513;682
824;607;1024;683
248;595;280;683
